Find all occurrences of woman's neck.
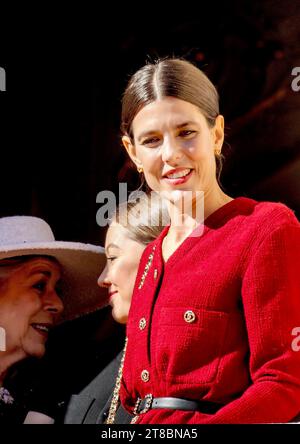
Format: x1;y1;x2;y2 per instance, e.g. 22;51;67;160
165;188;233;244
161;189;232;263
0;355;8;387
0;369;7;387
0;350;25;387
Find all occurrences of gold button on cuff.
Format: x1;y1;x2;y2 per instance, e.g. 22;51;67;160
139;318;147;330
154;269;158;279
141;370;150;382
184;310;196;323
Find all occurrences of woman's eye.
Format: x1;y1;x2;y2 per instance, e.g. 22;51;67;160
179;130;196;137
142;137;160;146
33;281;46;292
107;256;116;262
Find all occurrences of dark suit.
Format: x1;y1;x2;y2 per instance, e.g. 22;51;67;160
64;351;132;424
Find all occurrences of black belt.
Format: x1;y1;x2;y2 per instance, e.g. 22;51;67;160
133;394;223;415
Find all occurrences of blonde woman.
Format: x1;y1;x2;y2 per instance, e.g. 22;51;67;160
64;193;167;423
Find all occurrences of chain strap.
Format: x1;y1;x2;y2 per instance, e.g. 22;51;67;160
104;337;128;424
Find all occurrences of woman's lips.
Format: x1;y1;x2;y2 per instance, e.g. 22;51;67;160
108;291;118;301
162;169;193;185
31;323;52;338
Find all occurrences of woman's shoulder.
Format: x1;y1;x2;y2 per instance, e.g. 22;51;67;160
243;197;299;231
78;351;123;398
238;198;300;260
64;351;123;424
237;198;300;274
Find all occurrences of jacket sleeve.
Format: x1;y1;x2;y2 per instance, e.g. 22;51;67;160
192;220;300;423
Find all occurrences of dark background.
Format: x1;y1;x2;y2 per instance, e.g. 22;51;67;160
1;0;300;420
1;0;300;245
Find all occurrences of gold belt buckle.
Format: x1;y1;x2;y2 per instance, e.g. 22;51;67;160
139;394;153;414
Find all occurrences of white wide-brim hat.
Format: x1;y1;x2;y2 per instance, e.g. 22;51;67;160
0;216;108;322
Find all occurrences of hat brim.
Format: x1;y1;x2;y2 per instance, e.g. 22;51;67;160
0;241;108;322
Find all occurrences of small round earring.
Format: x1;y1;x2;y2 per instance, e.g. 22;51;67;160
137;166;143;173
215;149;221;156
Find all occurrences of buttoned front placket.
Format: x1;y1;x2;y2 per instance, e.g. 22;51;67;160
129;230;166;401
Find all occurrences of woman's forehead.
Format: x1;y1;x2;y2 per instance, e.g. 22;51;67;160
132;97;205;133
0;257;61;285
106;222;127;246
15;256;61;275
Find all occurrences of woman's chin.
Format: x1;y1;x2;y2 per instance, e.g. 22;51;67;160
24;342;46;359
112;309;128;325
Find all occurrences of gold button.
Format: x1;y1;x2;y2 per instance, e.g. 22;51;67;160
141;370;150;382
184;310;196;323
154;269;158;279
139;318;147;330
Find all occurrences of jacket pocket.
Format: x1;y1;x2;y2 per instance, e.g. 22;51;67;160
154;306;229;385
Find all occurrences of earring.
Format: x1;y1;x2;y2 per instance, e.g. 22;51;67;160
215;149;221;156
137;166;143;173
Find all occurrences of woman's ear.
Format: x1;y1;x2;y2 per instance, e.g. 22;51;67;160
122;136;143;170
212;115;225;152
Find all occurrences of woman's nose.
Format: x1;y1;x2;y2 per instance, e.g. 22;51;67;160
161;137;183;163
97;265;111;288
44;290;64;314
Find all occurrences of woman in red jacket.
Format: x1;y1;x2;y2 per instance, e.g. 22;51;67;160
117;57;300;424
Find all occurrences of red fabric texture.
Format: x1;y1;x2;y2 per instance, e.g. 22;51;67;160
119;197;300;423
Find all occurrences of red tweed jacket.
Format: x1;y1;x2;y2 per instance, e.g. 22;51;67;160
119;197;300;423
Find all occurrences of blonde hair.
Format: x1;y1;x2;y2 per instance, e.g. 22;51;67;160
112;192;169;245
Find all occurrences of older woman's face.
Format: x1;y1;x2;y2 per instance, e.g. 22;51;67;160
97;222;146;324
0;257;63;359
122;97;224;199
